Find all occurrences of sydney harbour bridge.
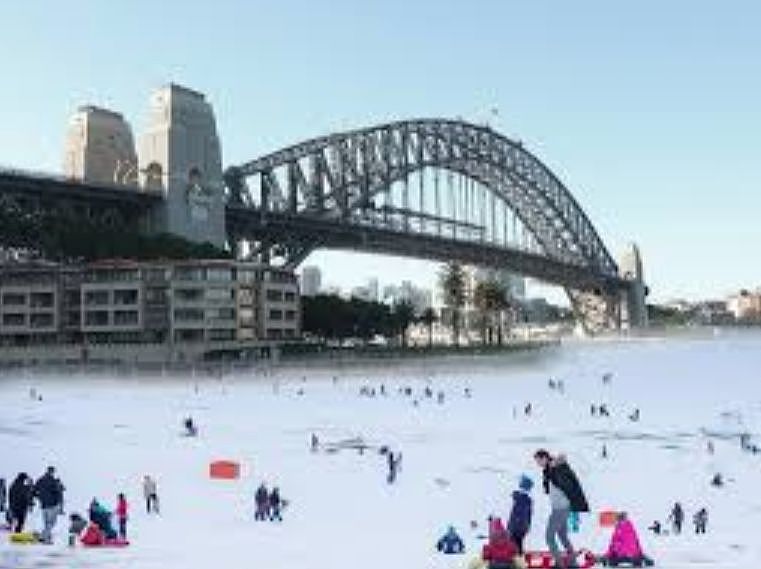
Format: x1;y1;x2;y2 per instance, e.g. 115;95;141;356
0;117;647;333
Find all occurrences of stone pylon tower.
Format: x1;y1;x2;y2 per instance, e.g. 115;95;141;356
63;106;138;186
138;84;226;248
619;243;648;328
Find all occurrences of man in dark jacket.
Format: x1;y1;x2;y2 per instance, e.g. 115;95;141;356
254;483;269;521
8;473;33;533
507;475;534;554
535;450;589;569
34;466;63;543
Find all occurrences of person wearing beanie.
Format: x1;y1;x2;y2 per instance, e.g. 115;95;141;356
507;475;534;554
482;517;517;569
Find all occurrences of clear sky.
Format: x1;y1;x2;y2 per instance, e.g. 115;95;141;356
1;0;760;302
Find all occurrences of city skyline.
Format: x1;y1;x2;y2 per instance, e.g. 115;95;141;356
1;1;760;301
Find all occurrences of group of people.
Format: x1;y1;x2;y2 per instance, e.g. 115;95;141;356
4;467;65;543
2;467;161;546
437;449;655;569
649;502;709;536
254;483;284;522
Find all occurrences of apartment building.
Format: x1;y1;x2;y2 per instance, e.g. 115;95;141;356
0;260;300;350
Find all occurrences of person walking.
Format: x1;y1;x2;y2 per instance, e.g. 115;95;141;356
507;475;533;554
694;508;708;534
8;473;33;533
668;502;684;535
115;493;128;540
34;466;63;543
534;449;589;569
143;475;159;514
255;483;269;521
269;487;283;522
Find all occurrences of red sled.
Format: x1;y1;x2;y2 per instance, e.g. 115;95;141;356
524;549;596;568
81;538;130;548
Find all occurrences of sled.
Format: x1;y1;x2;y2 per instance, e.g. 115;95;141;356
209;460;241;480
524;549;596;569
599;510;619;528
598;555;654;567
81;538;130;548
9;532;39;544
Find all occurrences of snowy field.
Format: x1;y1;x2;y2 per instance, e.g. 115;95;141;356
2;331;761;569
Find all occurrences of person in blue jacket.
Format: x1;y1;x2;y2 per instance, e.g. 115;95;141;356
437;525;465;554
507;475;534;554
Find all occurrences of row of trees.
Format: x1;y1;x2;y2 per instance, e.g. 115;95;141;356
301;294;418;346
302;262;518;348
438;261;517;345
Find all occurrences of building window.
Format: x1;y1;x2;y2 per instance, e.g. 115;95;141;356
207;268;233;282
174;329;204;343
283;329;295;338
63;290;81;306
84;311;109;326
174;267;205;281
84;290;110;306
208;307;235;321
175;288;204;302
266;328;282;339
206;288;234;302
2;293;26;306
238;269;258;284
30;313;54;328
238;288;255;305
266;289;283;302
2;313;25;327
146;287;168;303
114;310;139;326
114;289;139;305
174;308;204;322
285;310;296;321
269;309;283;320
30;292;54;308
208;329;235;341
239;307;255;325
284;291;296;302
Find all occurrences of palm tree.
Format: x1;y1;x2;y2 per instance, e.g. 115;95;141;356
473;279;511;345
392;300;416;348
419;307;438;348
439;262;467;346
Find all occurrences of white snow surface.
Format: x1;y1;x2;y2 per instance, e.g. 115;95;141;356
2;332;761;569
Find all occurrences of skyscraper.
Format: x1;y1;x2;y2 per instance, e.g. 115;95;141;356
301;266;322;297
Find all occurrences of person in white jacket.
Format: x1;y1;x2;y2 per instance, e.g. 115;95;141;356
142;475;159;514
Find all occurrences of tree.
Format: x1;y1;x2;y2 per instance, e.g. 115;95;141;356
419;307;438;348
439;262;467;346
392;300;416;347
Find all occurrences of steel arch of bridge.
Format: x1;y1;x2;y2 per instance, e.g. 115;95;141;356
224;118;631;329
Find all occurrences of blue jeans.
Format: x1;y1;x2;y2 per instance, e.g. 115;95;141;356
41;507;58;543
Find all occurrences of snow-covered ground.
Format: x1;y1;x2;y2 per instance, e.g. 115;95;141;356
2;331;761;569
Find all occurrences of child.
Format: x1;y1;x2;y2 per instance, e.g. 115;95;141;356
507;475;533;554
269;487;283;522
482;517;517;569
116;493;128;540
601;512;654;567
68;513;87;547
436;525;465;554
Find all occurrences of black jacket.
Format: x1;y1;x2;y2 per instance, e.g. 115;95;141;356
543;459;589;513
9;476;33;512
34;473;62;509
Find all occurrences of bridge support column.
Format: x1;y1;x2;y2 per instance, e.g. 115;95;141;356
618;243;648;329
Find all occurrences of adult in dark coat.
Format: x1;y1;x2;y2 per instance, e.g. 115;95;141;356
535;450;589;569
8;473;33;533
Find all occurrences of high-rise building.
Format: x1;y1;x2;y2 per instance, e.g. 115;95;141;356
301;266;322;296
63;106;138;186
